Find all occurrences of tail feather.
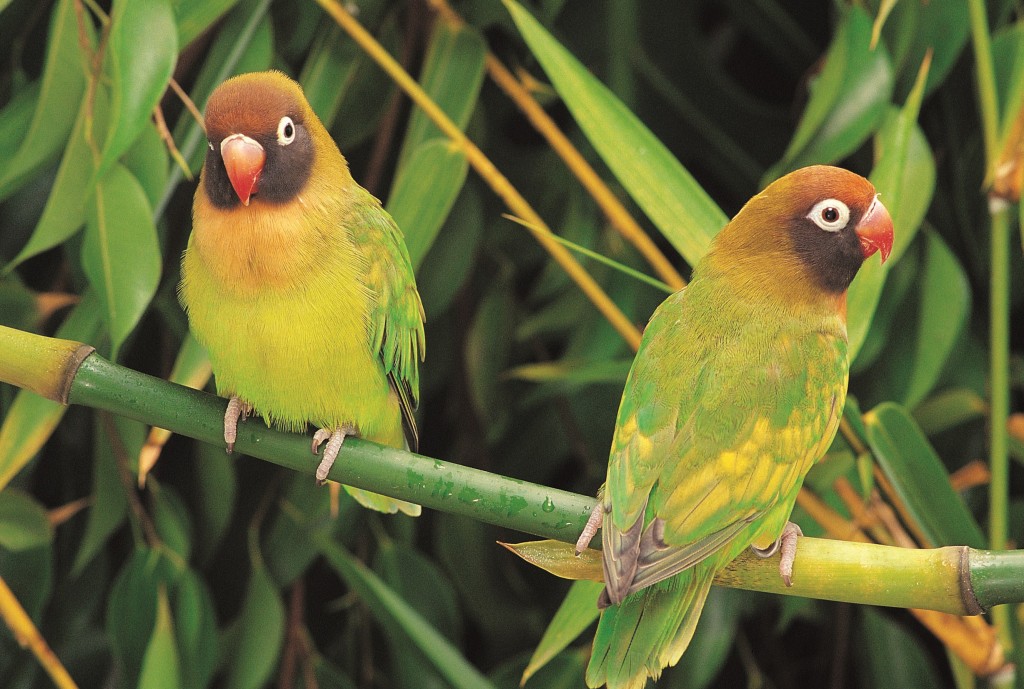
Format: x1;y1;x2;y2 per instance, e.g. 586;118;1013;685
586;566;715;689
343;485;421;516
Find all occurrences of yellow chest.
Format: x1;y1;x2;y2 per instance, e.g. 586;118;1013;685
181;196;400;442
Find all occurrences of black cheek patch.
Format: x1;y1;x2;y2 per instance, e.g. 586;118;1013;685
203;150;242;210
790;211;867;294
255;126;315;204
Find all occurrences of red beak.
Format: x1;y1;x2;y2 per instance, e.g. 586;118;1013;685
220;134;265;206
856;196;894;263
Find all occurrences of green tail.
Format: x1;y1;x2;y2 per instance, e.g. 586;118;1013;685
343;485;421;516
586;565;714;689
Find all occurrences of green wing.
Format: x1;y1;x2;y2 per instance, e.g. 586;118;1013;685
602;283;847;597
351;189;426;449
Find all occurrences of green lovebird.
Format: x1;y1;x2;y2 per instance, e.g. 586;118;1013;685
179;71;425;515
576;165;894;689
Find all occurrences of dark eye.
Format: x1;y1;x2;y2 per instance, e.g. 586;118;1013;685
277;116;296;145
807;198;849;232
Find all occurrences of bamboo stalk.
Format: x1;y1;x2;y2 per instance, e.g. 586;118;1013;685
0;577;79;689
1;325;1021;619
312;0;643;350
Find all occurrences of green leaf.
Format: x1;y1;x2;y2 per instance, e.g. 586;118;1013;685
522;580;601;684
848;53;934;361
191;440;236;567
387;139;469;269
299;25;362;127
151;482;193;562
138;587;182;689
900;231;970;407
4;86;108;271
0;489;52;551
107;548;180;689
172;569;218;689
417;184;484;316
857;607;944;689
174;0;240;47
397;20;486;167
504;0;727;266
0;0;88;201
83;164;162;358
319;537;497;689
101;0;178;173
0;294;102;492
222;558;285;689
912;388;987;436
72;414;140;576
863;402;986;549
123;122;170;210
766;7;893;181
0;82;39;161
879;0;969;98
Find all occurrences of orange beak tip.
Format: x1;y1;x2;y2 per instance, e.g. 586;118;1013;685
857;197;894;264
220;134;265;206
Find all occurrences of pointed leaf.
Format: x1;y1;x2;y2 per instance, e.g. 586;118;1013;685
864;402;986;548
500;539;603;581
83;164;162;358
387;139;468;269
0;0;88;200
504;0;727;266
767;7;893;180
849;53;934;360
138;588;182;689
101;0;177;173
522;579;601;684
397;20;486;167
319;538;497;689
0;489;53;551
223;559;285;689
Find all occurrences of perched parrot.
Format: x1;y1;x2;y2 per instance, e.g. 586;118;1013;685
575;165;893;689
179;71;424;516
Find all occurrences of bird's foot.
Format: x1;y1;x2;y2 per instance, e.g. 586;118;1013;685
312;425;356;485
224;397;253;454
576;504;604;555
750;521;803;587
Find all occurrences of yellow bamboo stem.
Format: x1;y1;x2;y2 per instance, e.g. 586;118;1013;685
428;0;686;290
0;576;79;689
313;0;643;350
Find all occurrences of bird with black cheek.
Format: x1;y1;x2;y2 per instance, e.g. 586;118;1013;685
180;70;424;516
574;165;893;689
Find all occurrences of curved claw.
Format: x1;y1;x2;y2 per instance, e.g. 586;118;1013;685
312;426;356;485
224;397;252;454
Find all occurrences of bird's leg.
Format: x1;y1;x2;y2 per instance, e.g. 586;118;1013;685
750;521;803;587
312;425;357;485
576;504;604;555
224;396;253;454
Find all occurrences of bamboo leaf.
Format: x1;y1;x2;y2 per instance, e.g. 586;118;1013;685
138;587;182;689
848;53;933;360
387;139;468;269
766;7;894;181
172;569;218;689
0;489;53;551
223;558;285;689
101;0;178;173
4;85;108;271
864;402;986;549
0;0;88;201
504;0;727;266
522;580;602;684
397;20;486;167
319;538;497;689
83;164;162;358
174;0;240;47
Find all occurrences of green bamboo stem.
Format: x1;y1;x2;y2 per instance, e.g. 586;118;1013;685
3;324;1024;615
967;0;1000;170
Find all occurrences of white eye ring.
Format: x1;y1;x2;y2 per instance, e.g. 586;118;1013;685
807;198;850;232
277;116;296;145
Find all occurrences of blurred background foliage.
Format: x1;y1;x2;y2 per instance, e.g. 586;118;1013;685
0;0;1022;688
